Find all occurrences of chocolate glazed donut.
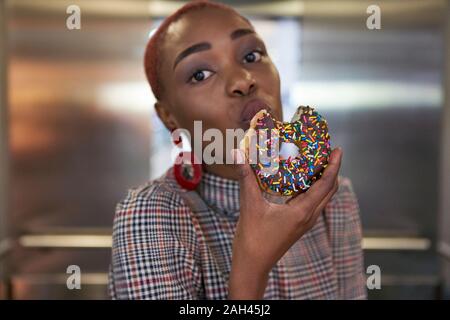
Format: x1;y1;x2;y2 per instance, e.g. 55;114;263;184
240;106;331;197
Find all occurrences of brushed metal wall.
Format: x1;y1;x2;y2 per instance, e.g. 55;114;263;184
6;4;153;298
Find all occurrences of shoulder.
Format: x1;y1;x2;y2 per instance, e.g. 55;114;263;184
323;176;362;229
326;176;359;211
115;168;189;214
112;168;194;241
323;177;366;299
110;169;202;299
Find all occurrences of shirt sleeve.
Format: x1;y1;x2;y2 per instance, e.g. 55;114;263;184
324;177;367;300
109;183;203;299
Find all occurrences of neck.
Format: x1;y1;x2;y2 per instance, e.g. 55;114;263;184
203;163;240;181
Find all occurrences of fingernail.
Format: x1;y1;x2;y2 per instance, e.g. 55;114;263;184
332;147;342;163
338;148;343;163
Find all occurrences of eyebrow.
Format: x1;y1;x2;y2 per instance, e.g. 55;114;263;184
173;28;256;70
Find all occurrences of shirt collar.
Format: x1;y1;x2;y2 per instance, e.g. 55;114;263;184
198;170;240;217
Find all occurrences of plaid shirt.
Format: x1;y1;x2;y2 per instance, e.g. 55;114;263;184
109;167;366;300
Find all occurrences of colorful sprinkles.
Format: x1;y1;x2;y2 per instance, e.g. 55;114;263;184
250;106;331;196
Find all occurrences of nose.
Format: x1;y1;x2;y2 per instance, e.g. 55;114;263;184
225;67;256;97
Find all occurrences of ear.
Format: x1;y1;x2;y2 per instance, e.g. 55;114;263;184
154;101;179;131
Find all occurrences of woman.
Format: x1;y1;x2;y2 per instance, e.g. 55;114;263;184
109;0;366;300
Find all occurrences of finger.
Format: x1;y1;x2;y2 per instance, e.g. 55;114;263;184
315;175;339;212
231;149;264;204
289;147;342;210
304;176;339;227
316;176;339;211
298;178;337;228
285;151;340;226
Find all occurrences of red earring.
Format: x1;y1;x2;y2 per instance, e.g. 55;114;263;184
171;129;202;190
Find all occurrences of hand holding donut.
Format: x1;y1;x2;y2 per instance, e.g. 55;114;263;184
228;147;342;300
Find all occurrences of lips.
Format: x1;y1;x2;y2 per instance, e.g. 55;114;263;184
239;98;271;127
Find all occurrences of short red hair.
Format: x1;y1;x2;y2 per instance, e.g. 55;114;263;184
144;0;252;100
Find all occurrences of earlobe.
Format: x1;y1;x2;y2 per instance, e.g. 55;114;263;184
154;101;178;130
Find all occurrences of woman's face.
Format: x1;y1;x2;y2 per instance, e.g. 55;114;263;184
156;7;283;178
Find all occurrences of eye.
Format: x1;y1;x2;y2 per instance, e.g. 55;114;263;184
189;70;213;84
243;50;263;64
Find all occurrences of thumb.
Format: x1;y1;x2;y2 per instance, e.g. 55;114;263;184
231;148;251;178
231;149;263;202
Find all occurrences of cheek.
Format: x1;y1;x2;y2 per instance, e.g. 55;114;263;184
173;92;229;131
254;60;280;95
257;62;282;116
266;62;281;91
